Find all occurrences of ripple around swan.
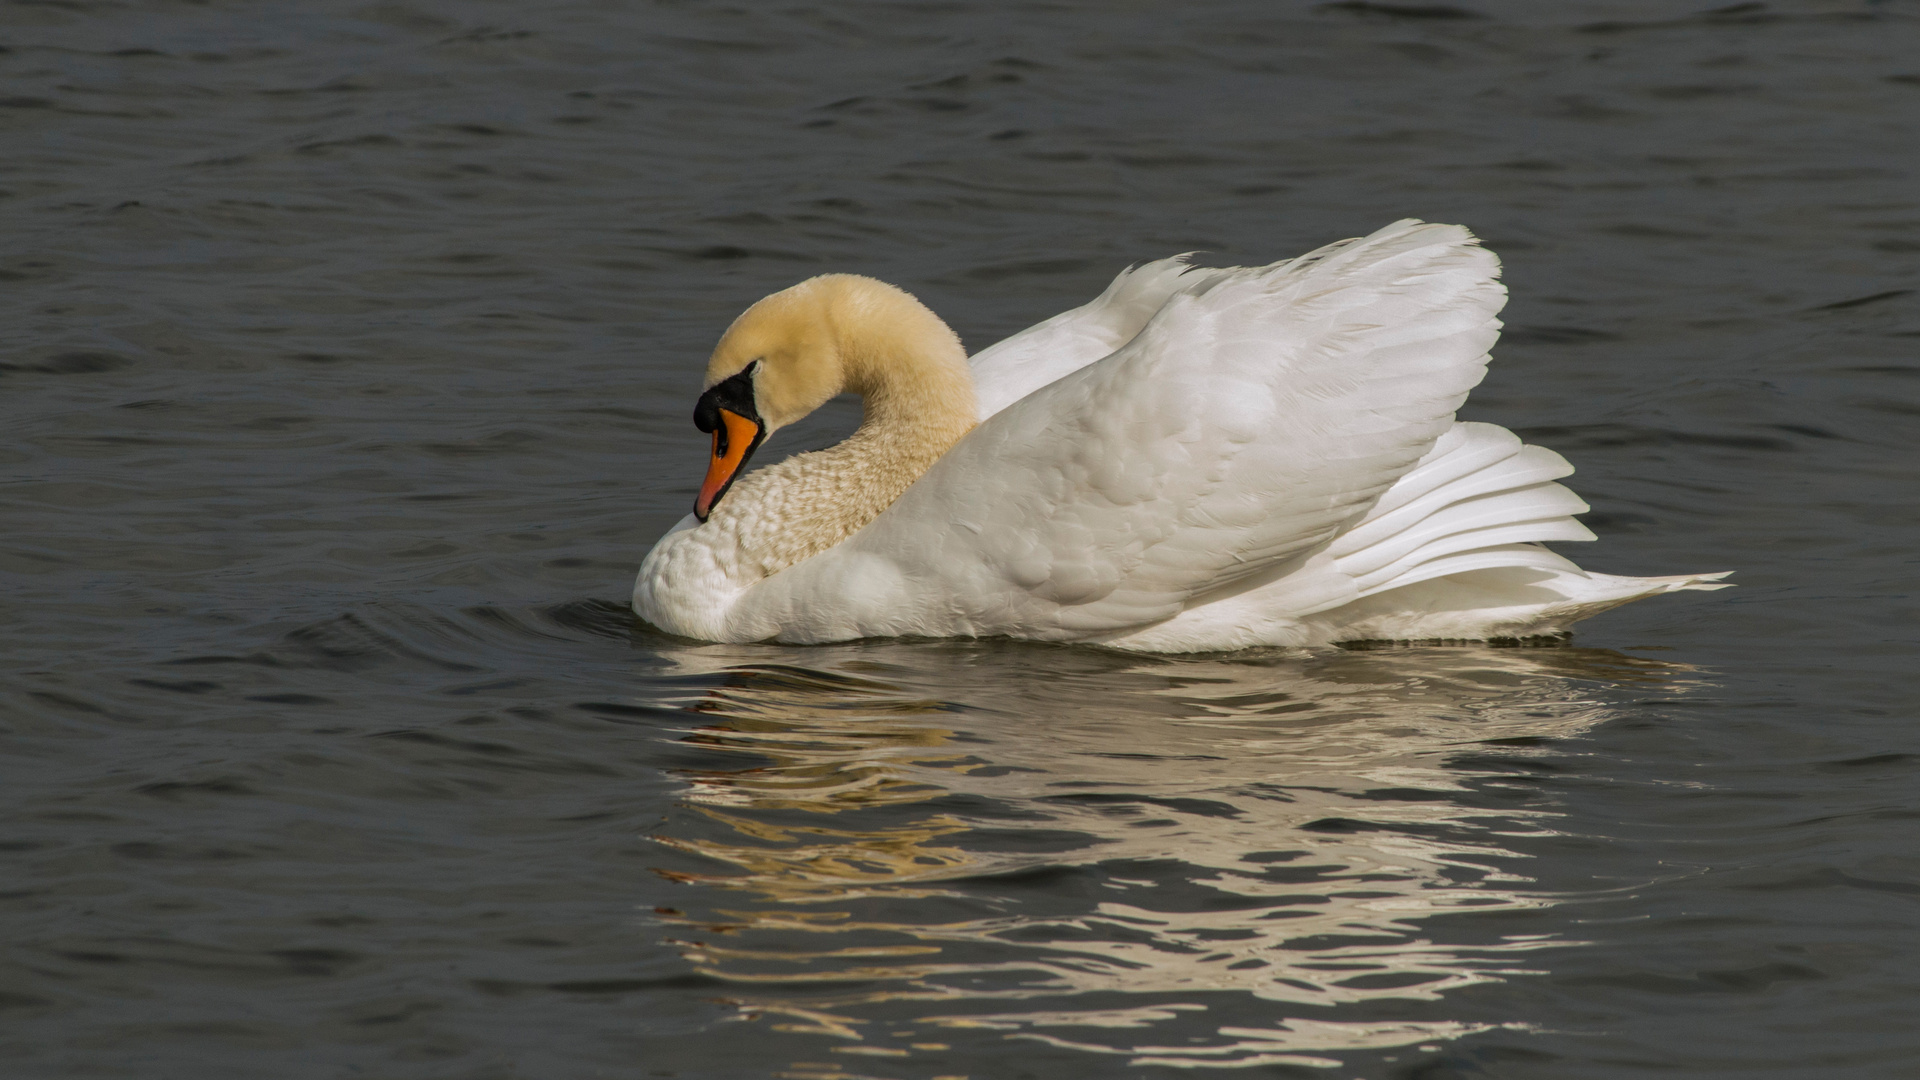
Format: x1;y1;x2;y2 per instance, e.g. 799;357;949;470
634;642;1699;1070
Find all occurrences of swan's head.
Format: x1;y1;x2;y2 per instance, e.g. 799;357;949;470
689;274;971;520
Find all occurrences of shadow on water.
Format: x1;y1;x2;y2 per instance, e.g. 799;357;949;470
633;639;1700;1073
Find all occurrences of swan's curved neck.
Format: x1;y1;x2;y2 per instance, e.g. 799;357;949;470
701;278;979;579
838;317;977;451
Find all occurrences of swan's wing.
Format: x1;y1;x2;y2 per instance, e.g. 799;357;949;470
742;220;1505;642
968;256;1233;419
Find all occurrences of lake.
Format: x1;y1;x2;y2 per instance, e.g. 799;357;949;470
3;1;1918;1077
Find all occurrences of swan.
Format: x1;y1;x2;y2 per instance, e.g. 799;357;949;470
634;219;1729;651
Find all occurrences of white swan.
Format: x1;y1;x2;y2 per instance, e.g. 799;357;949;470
634;219;1729;650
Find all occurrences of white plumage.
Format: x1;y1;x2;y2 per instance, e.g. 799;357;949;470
634;219;1728;650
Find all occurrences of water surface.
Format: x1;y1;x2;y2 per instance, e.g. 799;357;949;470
4;1;1919;1077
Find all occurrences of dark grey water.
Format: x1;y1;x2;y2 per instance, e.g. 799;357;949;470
4;1;1918;1077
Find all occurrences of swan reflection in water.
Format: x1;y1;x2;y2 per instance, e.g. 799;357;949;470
640;641;1693;1072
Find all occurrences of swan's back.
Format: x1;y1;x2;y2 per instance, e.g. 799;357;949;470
966;254;1232;419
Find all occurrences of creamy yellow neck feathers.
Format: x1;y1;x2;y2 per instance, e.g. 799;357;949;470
694;275;980;576
706;274;978;442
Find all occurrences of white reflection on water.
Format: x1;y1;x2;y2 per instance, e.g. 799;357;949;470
643;642;1693;1071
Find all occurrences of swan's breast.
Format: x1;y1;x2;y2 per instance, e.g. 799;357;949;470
632;516;754;641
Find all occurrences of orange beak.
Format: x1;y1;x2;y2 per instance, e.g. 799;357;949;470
694;408;763;521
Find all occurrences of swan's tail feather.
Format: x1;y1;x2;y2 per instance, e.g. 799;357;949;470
1670;570;1736;591
1298;564;1733;644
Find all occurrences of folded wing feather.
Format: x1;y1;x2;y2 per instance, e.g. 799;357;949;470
967;255;1231;419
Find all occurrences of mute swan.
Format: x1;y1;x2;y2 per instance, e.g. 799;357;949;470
634;219;1729;650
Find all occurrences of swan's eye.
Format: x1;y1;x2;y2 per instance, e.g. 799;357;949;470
695;359;760;433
